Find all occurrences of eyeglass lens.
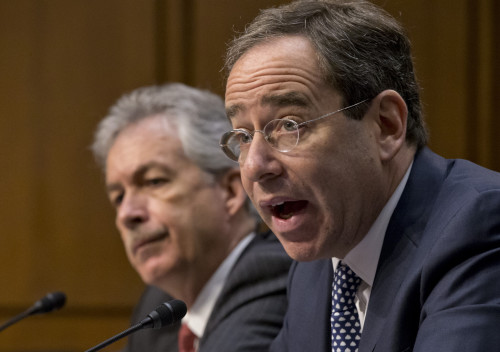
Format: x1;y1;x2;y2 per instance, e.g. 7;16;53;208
221;98;370;162
264;119;299;152
224;119;300;161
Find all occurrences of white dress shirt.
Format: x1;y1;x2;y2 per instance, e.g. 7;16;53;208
332;163;412;330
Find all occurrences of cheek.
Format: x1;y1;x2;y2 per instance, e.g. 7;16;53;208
161;204;206;260
241;178;254;200
116;227;133;258
190;195;227;234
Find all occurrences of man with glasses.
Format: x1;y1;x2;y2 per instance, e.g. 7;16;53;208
220;1;500;351
91;83;291;351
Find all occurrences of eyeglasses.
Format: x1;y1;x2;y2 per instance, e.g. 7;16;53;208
219;99;369;162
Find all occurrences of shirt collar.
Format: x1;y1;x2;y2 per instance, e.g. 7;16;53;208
333;162;413;286
183;233;255;338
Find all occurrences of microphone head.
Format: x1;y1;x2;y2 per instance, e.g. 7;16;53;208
144;299;187;329
164;299;187;323
31;291;67;315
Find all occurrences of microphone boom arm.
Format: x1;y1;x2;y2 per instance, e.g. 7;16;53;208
0;291;66;333
0;310;31;333
84;322;144;352
83;300;187;352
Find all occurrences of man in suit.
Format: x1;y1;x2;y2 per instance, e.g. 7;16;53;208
91;83;291;351
219;0;500;351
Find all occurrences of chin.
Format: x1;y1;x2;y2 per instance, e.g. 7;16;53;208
282;242;323;262
136;257;172;286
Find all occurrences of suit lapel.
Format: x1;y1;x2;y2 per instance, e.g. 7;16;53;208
359;148;447;352
201;231;290;347
306;260;334;352
287;259;333;352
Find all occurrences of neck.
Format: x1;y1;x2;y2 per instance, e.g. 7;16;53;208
385;144;416;200
156;214;257;308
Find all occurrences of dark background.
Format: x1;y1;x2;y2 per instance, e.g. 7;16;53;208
0;0;498;350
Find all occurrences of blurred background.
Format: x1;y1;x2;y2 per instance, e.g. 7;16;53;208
0;0;498;351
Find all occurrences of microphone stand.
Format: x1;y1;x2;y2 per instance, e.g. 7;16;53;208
0;292;66;333
83;300;186;352
0;309;33;333
84;321;144;352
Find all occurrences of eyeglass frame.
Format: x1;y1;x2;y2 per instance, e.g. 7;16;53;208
219;98;370;162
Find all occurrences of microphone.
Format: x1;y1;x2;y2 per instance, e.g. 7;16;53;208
0;291;66;333
84;299;187;352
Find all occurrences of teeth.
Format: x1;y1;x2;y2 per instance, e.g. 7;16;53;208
270;201;293;220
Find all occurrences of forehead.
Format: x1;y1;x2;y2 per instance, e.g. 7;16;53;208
113;115;178;151
105;116;185;176
225;35;333;119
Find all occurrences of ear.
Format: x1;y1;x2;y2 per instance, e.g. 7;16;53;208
219;168;248;216
371;90;407;162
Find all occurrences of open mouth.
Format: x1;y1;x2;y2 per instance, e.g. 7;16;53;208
271;200;308;220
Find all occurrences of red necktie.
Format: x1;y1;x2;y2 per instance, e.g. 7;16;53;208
178;323;197;352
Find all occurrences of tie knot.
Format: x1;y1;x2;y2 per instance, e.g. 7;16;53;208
178;323;197;352
332;263;361;309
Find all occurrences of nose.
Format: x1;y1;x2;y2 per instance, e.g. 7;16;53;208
241;133;282;183
116;191;149;230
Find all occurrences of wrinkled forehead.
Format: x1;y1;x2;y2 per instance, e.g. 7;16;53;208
106;115;181;167
225;36;337;125
226;36;321;87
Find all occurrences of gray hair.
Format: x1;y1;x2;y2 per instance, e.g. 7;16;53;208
224;0;428;148
92;83;235;174
91;83;259;218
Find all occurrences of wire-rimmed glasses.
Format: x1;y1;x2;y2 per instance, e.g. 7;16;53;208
219;99;369;162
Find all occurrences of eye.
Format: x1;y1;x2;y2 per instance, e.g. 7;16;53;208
110;192;124;208
233;130;253;145
240;134;252;144
144;177;168;187
282;119;298;132
272;119;298;134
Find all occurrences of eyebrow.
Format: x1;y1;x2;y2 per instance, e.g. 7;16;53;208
226;104;243;120
261;91;310;108
226;91;310;120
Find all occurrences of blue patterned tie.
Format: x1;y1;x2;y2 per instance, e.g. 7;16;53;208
331;262;362;352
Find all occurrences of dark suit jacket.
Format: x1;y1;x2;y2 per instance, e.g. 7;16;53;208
124;231;292;351
271;147;500;352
